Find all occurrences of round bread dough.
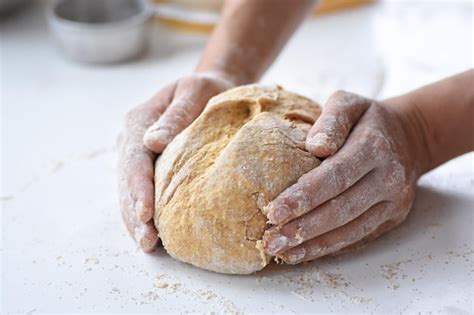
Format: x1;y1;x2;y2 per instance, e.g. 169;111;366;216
154;85;321;274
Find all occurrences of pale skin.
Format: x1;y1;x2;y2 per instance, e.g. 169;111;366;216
118;0;474;261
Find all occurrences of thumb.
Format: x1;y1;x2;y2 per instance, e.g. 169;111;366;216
143;83;215;153
306;90;371;157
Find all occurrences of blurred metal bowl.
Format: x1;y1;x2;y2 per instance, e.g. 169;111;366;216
0;0;28;16
47;0;152;64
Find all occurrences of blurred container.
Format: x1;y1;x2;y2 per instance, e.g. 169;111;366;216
47;0;152;64
0;0;28;16
151;0;375;33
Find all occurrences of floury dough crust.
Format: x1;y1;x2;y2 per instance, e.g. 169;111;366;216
154;85;321;274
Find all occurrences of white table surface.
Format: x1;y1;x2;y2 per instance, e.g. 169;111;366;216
1;1;473;313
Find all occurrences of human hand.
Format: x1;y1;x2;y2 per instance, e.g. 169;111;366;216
118;72;236;251
262;90;421;264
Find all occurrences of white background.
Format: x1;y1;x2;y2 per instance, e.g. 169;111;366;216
1;0;473;313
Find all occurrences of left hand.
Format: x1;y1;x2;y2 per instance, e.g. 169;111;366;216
262;90;420;264
118;72;235;252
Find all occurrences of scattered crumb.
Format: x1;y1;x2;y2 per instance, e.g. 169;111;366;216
0;195;14;201
26;308;37;315
256;276;271;284
380;259;412;290
154;282;169;289
111;287;120;293
200;290;217;300
82;148;109;160
291;291;313;302
20;175;40;192
50;160;64;173
141;291;160;302
84;257;100;264
143;273;239;312
56;256;66;266
349;295;373;304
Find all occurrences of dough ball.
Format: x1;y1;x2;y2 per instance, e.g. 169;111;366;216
154;84;321;274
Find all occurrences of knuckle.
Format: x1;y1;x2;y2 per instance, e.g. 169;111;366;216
378;167;400;193
334;113;351;136
172;101;192;118
329;90;363;109
197;75;216;87
155;116;180;133
165;106;192;130
195;72;230;89
181;74;216;91
382;162;412;199
319;114;349;137
371;131;390;151
362;126;383;141
279;189;305;214
391;160;406;181
178;74;196;85
359;127;391;154
370;101;386;114
330;89;351;100
328;161;351;191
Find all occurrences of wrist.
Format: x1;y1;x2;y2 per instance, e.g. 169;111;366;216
383;94;433;178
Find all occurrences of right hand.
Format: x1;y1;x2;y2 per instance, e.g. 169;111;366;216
118;72;236;251
262;91;419;263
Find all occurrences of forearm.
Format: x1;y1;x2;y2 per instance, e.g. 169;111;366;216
385;69;474;175
196;0;317;84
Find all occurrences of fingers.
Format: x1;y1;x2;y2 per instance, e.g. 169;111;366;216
118;143;159;251
118;143;159;250
306;90;371;157
117;82;177;251
331;217;404;256
278;201;397;264
263;170;384;255
120;201;159;252
143;76;230;153
137;222;159;252
124;83;177;139
265;136;376;226
119;146;156;223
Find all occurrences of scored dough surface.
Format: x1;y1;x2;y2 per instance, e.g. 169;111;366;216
154;84;321;274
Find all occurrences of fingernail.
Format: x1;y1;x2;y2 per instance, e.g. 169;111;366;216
264;233;290;255
284;247;306;264
307;133;330;149
307;133;337;155
147;129;173;145
268;204;291;224
135;226;157;252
